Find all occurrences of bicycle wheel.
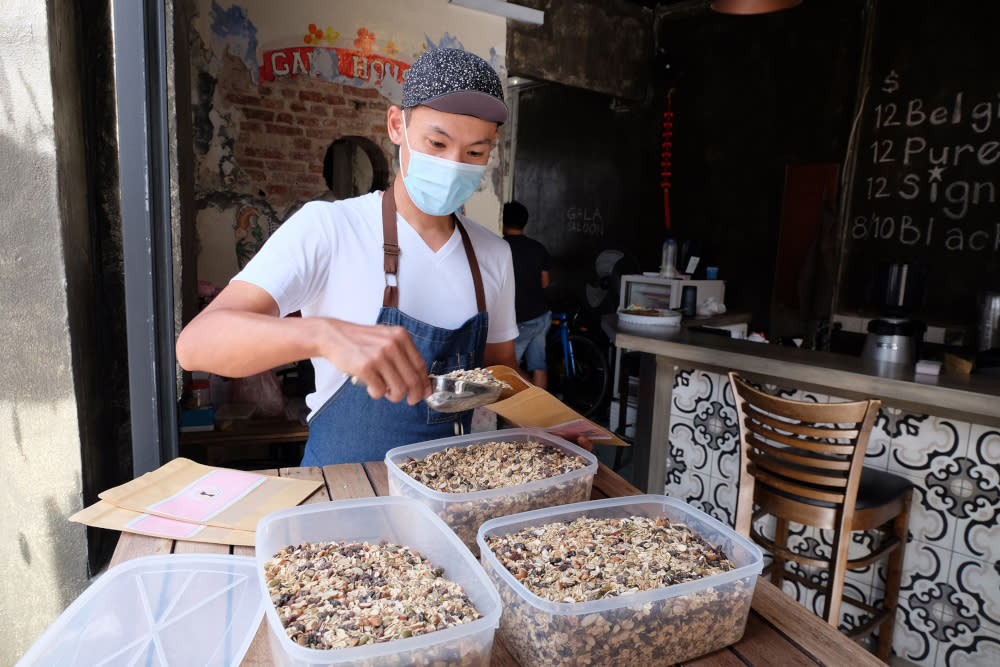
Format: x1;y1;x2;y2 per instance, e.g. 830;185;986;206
546;334;610;418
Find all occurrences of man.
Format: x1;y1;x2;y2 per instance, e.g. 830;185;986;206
176;48;520;465
503;201;551;388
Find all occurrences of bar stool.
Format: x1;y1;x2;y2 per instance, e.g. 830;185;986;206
611;350;641;470
728;372;913;660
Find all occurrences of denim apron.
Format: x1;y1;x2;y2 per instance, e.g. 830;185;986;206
301;184;488;466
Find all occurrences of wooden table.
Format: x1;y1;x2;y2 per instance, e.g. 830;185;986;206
179;417;309;467
110;461;884;666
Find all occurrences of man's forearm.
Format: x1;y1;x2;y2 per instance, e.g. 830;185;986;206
176;309;324;377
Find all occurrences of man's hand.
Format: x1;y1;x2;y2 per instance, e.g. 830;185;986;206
316;319;431;405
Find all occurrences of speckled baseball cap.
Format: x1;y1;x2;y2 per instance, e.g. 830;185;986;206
401;48;508;124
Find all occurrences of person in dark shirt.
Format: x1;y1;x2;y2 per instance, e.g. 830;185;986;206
503;201;551;388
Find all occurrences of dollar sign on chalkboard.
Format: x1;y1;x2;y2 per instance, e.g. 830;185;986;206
841;0;1000;325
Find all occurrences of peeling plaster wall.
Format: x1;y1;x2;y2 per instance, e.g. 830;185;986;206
188;0;506;290
1;0;91;660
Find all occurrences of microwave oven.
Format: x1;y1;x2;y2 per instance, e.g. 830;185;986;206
618;274;725;312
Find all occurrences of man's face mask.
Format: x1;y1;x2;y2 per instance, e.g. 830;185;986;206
401;112;487;217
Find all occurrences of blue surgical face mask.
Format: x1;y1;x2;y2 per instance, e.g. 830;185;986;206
401;113;487;216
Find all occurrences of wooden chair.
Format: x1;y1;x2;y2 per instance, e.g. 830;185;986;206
728;372;913;661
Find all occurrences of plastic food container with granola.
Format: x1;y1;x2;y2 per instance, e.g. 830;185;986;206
476;495;763;666
385;428;598;554
255;496;502;667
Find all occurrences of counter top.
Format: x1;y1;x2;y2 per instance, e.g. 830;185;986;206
611;318;1000;427
109;461;883;667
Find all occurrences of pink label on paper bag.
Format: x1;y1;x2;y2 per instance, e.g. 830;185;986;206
547;419;612;442
126;513;205;539
146;469;265;522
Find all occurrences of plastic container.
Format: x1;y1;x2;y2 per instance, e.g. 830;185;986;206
660;238;679;277
385;428;598;554
255;497;501;667
17;554;264;667
477;495;763;666
616;307;682;331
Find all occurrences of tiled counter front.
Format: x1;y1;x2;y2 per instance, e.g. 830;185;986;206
665;368;1000;667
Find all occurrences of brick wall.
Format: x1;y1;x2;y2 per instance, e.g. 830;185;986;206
216;55;396;214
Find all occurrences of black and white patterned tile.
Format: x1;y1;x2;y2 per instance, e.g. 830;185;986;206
661;367;998;666
664;467;711;514
672;368;717;415
667;418;709;476
906;471;963;564
951;558;1000;637
896;540;955;665
888;415;970;476
951;425;1000;565
938;632;1000;667
865;408;896;470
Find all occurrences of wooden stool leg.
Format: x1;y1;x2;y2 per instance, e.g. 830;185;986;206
824;533;851;627
877;490;912;661
771;517;789;588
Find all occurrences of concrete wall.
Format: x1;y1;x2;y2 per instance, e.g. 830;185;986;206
0;0;92;660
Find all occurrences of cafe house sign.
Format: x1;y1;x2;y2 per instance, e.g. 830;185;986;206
259;27;410;86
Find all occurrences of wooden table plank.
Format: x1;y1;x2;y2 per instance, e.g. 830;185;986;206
490;637;521;667
364;460;392;496
593;460;642;498
750;579;884;666
279;465;330;504
727;613;818;667
108;533;172;567
174;540;229;555
235;469;318;667
238;621;274;667
683;647;749;667
322;463;378;500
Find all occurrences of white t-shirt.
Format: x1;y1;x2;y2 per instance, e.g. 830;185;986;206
233;192;519;417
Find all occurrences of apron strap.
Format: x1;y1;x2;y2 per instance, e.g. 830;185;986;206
381;183;402;309
381;183;486;313
455;218;487;313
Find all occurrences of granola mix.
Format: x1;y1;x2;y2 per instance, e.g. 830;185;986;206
398;440;588;493
484;514;754;666
485;514;735;602
264;540;482;651
437;368;511;389
393;439;593;555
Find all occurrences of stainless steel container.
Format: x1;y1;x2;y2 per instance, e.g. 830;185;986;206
978;291;1000;351
862;318;925;365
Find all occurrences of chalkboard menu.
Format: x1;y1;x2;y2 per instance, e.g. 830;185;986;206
840;0;1000;324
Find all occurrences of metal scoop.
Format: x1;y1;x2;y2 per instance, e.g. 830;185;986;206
425;374;504;413
350;374;503;413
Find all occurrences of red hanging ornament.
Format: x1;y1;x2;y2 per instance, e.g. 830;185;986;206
660;91;674;230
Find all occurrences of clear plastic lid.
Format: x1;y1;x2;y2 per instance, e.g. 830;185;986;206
17;554;264;667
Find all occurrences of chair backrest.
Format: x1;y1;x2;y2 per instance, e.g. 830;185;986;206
728;372;881;536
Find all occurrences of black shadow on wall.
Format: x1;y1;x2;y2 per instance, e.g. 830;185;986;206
656;0;865;334
512;82;661;312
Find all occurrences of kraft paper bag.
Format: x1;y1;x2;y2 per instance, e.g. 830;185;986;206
70;500;256;547
485;365;629;447
98;458;322;532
